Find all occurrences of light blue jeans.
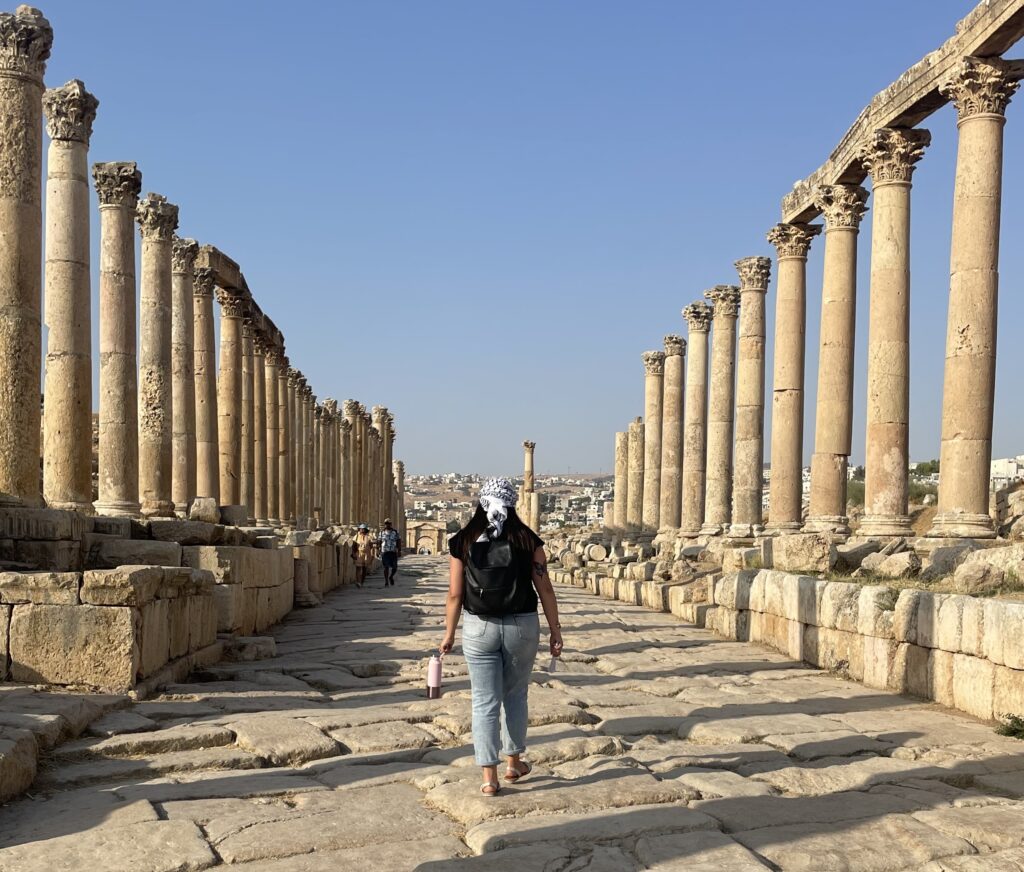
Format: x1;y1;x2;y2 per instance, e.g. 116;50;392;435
461;611;540;766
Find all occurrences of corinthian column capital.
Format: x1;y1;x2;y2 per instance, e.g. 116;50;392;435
642;350;666;375
171;236;199;273
216;287;248;319
43;79;98;143
940;56;1022;120
92;161;141;208
136;192;179;240
813;183;868;230
704;284;741;317
734;256;772;291
766;222;822;260
859;127;931;184
663;334;686;357
0;6;52;80
682;300;713;333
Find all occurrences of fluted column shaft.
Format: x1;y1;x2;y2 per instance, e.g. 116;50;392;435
42;80;97;513
680;302;712;536
217;289;244;507
641;351;665;533
192;268;219;502
626;417;644;532
263;350;281;525
659;336;685;530
613;431;628;530
170;237;198;514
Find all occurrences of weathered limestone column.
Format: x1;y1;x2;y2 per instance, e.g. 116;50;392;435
730;257;772;538
170;237;198;514
394;459;406;539
765;223;821;533
240;318;255;522
641;351;665;534
322;399;336;524
340;414;353;524
360;408;371;523
626;417;645;533
42;80;98;513
659;335;685;530
306;388;316;523
680;301;712;537
383;412;395;522
805;184;868;534
313;404;322;525
701;286;740;535
523;440;536;494
0;7;51;507
93;162;141;516
294;375;306;527
263;344;282;525
859;127;931;537
372;406;387;525
279;359;293;525
613;431;629;530
136;193;179;518
192;266;219;502
216;287;245;507
253;330;268;524
930;58;1020;539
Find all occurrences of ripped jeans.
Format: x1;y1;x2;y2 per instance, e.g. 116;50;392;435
461;611;540;766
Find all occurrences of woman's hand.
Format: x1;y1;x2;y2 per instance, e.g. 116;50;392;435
439;632;455;656
550;630;563;658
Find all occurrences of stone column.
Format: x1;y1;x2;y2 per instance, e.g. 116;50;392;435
765;222;821;533
279;359;293;525
659;335;685;530
0;8;51;507
93;162;141;517
394;459;406;539
701;286;740;535
306;389;316;523
641;351;665;534
294;375;306;527
730;257;772;538
253;330;268;525
359;408;371;523
216;288;245;507
170;237;198;515
263;344;281;525
136;193;179;518
680;301;712;537
340;415;353;524
626;417;645;533
613;431;629;530
930;58;1020;539
322;399;336;524
859;127;931;538
384;413;395;522
372;406;387;525
805;184;868;534
192;266;219;502
523;440;536;493
42;80;98;513
240;319;255;523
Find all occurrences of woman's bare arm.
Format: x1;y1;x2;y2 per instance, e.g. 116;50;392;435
440;554;465;654
532;546;563;657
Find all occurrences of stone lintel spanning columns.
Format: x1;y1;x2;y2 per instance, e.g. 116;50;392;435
765;222;821;534
625;416;645;533
240;316;256;523
136;192;179;518
805;183;868;535
252;329;269;524
93;161;142;517
0;6;51;507
42;79;98;513
730;257;772;539
613;431;628;531
263;342;282;525
192;266;219;502
700;286;740;536
859;126;931;538
930;57;1021;539
680;301;712;537
659;335;686;531
217;286;246;507
641;351;665;534
170;236;198;515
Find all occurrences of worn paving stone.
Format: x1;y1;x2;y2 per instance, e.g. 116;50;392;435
635;830;772;870
229;715;339;765
327;720;437;753
224;835;469;870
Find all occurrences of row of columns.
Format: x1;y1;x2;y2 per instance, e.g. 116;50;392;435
0;7;406;535
609;55;1020;542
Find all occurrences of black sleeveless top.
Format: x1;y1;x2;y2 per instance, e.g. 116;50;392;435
449;529;543;616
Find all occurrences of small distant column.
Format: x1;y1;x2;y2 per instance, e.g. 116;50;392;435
136;192;179;518
263;343;282;525
680;301;713;537
313;403;322;526
765;222;821;533
523;440;536;493
340;413;354;524
805;184;868;535
0;7;51;507
613;431;629;530
240;317;256;522
305;388;316;523
659;335;686;530
730;257;772;538
394;459;406;540
170;236;198;515
293;374;306;527
192;266;219;502
626;417;645;533
93;161;141;517
701;286;740;536
253;330;268;525
42;79;98;513
641;351;665;534
322;399;336;524
217;287;245;507
279;358;293;525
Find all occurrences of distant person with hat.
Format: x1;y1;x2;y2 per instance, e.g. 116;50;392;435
378;518;401;587
351;524;375;587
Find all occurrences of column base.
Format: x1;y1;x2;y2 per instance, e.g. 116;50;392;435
763;520;802;536
141;500;176;519
858;514;913;538
727;522;763;539
699;522;727;536
802;515;850;536
46;499;96;515
926;511;995;540
93;499;142;518
678;528;703;540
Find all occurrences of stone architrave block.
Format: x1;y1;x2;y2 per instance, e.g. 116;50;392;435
147;519;222;546
86;539;182;570
952;653;994;721
81;566;163;606
1;540;82;572
857;585;896;639
139;599;170;678
819;582;860;633
0;507;91;541
770;533;837;574
9;604;140;690
0;571;80;605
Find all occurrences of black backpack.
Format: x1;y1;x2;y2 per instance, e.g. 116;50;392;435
464;538;523;616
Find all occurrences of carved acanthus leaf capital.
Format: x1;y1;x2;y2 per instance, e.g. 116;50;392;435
371;405;387;423
43;79;98;143
192;266;214;298
0;6;52;81
523;440;536;451
171;236;199;273
734;257;771;291
92;161;141;207
136;192;179;240
642;350;665;375
859;127;931;184
940;56;1021;120
216;287;248;319
323;398;338;416
704;285;741;318
813;184;868;230
766;222;822;259
343;399;360;419
663;334;686;357
682;300;713;334
252;330;271;356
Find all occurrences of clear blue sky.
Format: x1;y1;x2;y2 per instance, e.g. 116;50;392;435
41;0;1022;476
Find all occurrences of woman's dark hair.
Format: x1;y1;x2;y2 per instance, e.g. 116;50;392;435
456;504;536;560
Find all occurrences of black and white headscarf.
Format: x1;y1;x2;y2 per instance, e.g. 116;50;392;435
478;477;518;540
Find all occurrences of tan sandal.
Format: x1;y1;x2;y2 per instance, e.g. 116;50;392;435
481;781;500;796
504;760;531;782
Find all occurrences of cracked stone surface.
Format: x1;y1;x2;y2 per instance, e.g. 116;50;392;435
2;555;1024;870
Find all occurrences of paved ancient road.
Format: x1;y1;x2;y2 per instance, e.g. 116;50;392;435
3;556;1024;870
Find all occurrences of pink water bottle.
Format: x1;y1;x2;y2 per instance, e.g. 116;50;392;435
427;654;443;699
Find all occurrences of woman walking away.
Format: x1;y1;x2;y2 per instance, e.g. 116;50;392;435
439;478;563;797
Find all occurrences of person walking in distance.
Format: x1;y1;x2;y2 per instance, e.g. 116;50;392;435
439;478;563;797
351;523;375;587
379;518;401;586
